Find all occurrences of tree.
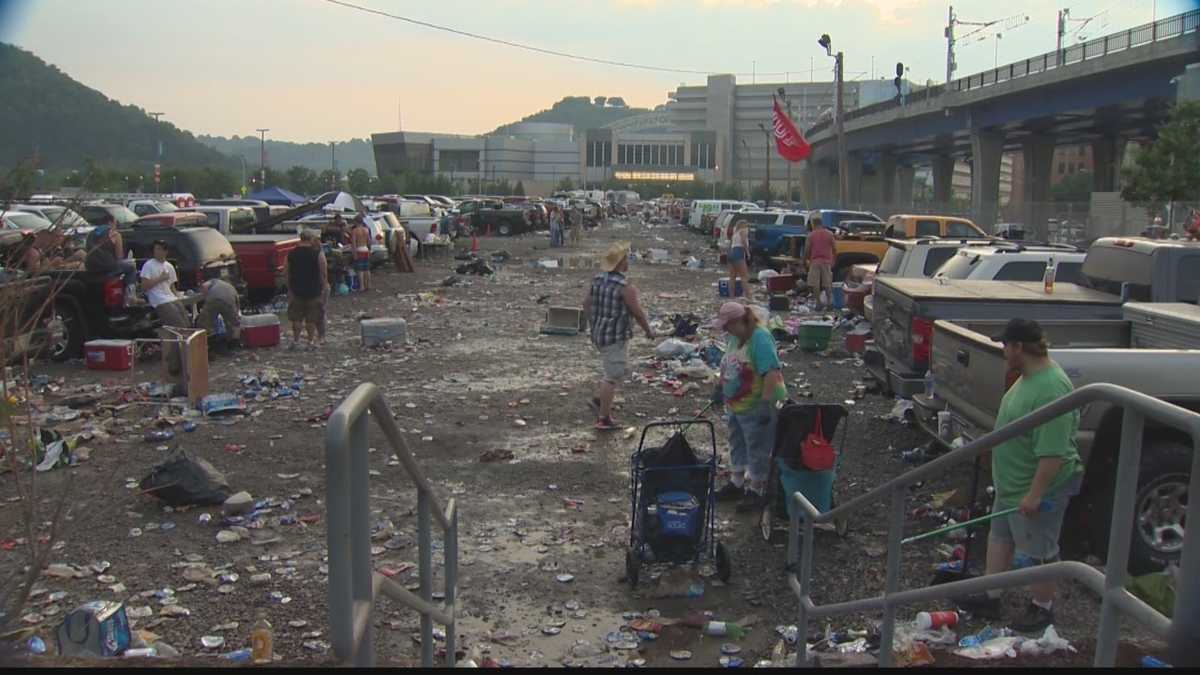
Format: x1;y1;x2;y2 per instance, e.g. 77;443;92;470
347;168;371;195
555;176;575;192
285;165;317;196
513;180;525;196
1121;102;1200;210
594;96;607;107
1051;171;1092;202
607;97;627;108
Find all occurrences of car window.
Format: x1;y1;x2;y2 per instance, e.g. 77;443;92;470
878;246;906;275
946;220;980;237
4;212;52;230
915;220;940;237
133;204;155;216
936;251;980;279
1057;262;1083;285
229;210;257;232
1175;255;1200;303
993;261;1049;281
782;214;807;226
201;212;221;228
923;247;959;276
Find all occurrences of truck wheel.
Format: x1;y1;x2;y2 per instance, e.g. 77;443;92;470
47;302;84;362
1087;436;1191;575
497;222;513;236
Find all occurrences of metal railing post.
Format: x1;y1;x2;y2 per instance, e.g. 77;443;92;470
1095;408;1144;667
326;410;353;663
349;413;374;666
444;503;459;668
1168;432;1200;667
418;490;434;667
878;488;906;667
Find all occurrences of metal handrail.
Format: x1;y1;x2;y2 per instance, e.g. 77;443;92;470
326;382;459;667
787;383;1199;667
806;8;1199;138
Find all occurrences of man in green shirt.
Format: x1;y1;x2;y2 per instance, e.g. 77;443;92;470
958;318;1083;633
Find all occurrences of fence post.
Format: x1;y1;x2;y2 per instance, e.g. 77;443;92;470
349;413;374;666
444;504;459;667
878;488;907;667
326;415;352;663
1167;432;1200;666
1095;408;1144;667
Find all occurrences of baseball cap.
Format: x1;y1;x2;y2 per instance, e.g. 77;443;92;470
991;318;1044;344
707;302;748;331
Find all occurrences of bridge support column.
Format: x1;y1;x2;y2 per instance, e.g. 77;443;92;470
1092;135;1125;193
970;129;1004;229
932;154;955;205
880;154;897;206
846;154;864;207
1022;134;1056;241
896;165;915;208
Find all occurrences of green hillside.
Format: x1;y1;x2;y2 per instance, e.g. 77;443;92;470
196;136;377;175
0;43;234;171
491;96;650;135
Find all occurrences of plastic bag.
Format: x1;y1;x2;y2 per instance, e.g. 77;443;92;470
139;452;231;506
655;338;696;358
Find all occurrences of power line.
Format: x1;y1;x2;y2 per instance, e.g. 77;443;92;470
321;0;803;79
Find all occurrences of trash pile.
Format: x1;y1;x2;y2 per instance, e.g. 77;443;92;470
239;369;304;402
635;338;721;399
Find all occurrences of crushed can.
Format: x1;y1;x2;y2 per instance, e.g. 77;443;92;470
57;601;131;657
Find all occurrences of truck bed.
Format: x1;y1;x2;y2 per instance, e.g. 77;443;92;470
879;278;1117;304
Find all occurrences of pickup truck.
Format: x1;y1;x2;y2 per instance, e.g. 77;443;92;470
182;207;299;302
853;237;997;319
919;303;1199;573
867;237;1200;398
458;199;532;237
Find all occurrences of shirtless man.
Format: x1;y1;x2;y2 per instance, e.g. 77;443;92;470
350;215;372;292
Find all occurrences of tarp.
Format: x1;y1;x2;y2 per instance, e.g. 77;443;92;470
246;186;307;206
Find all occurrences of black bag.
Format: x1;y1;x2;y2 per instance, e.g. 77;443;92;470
139;452;231;506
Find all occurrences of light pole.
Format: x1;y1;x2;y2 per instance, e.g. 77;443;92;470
238;155;247;193
256;128;269;188
818;33;848;206
149;112;164;193
756;123;771;207
712;164;718;199
777;87;794;205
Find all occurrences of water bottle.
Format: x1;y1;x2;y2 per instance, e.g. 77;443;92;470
214;314;227;337
924;370;935;398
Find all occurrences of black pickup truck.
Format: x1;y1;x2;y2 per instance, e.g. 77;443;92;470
457;199;532;237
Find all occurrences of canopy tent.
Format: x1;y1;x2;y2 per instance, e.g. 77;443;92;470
246;186;307;206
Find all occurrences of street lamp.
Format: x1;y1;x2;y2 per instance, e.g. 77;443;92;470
256;128;270;188
756;123;772;207
818;33;849;205
149;111;164;193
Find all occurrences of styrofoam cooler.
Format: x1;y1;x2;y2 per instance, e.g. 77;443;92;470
241;313;281;348
361;318;408;347
84;340;133;371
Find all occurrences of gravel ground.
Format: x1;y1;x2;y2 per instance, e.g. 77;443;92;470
0;217;1166;667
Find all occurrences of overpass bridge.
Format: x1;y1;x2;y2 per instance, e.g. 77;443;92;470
804;9;1199;234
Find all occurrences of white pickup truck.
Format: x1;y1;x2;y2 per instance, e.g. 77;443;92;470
918;302;1199;574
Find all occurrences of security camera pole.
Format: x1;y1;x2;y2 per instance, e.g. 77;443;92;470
818;33;848;205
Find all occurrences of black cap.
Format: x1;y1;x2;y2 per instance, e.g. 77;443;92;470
992;318;1044;344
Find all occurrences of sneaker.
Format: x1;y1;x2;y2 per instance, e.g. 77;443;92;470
594;416;619;431
955;593;1003;620
1012;602;1054;634
736;490;768;513
715;482;744;502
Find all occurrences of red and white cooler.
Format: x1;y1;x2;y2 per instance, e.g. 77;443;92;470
241;314;281;348
84;339;133;371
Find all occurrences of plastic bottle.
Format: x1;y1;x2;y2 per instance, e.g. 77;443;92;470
916;610;959;630
704;621;745;640
1043;256;1056;294
250;610;274;664
1141;655;1171;668
958;625;998;648
924;370;935;397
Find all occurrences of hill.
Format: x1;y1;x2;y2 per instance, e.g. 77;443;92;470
491;96;651;136
195;136;377;175
0;43;235;171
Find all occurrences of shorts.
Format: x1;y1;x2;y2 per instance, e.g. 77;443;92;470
199;297;240;337
988;478;1079;561
288;295;325;324
597;341;629;383
807;263;833;294
728;247;747;264
354;251;370;271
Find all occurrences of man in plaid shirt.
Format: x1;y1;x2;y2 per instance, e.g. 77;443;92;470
583;242;654;430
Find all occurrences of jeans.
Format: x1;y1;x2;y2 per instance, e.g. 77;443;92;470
727;401;778;484
549;224;563;247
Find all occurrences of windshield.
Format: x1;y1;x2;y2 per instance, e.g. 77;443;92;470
878;245;906;275
40;207;87;227
1080;245;1154;297
109;205;139;225
3;212;52;230
935;251;981;279
229;209;257;232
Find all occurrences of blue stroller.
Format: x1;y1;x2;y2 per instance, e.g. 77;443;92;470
625;419;731;588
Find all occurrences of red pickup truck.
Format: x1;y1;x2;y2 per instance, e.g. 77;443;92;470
144;209;299;302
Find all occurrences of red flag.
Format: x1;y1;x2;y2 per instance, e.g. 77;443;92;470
771;97;811;162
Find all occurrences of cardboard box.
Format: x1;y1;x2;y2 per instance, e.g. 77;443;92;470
84;340;133;371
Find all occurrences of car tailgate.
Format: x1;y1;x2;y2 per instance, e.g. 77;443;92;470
932;320;1009;434
871;278;917;368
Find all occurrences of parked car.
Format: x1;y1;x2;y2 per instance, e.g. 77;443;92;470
922;303;1200;573
183;207;299;301
734;211;809;259
807;209;883;232
865;237;1200;399
686;199;757;232
883;214;986;239
127;199;179;217
11;204;90;229
79;203;140;227
855;237;999;319
933;244;1085;283
2;211;53;231
458;199;531;237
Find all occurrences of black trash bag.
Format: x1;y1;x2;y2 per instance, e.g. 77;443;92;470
139;452;231;506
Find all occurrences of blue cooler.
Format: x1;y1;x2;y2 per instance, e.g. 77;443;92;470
831;282;845;309
777;458;834;520
718;279;744;298
656;491;701;538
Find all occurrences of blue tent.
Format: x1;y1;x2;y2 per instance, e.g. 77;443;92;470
247;185;306;206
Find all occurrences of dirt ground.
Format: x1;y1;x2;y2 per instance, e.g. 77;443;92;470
0;217;1167;667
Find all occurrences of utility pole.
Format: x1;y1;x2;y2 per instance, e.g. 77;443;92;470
757;122;771;207
1056;9;1068;65
945;5;956;84
835;52;848;205
330;142;337;191
256;128;269;188
149;112;164;193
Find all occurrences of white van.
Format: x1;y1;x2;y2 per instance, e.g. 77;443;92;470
686;200;756;232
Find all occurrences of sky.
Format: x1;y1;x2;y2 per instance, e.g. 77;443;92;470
2;0;1192;142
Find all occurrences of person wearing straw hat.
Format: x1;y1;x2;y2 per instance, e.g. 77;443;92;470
583;241;654;431
708;302;788;512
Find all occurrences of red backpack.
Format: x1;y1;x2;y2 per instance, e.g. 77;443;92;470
801;409;835;472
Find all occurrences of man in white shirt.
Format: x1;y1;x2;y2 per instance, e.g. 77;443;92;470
141;239;191;372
